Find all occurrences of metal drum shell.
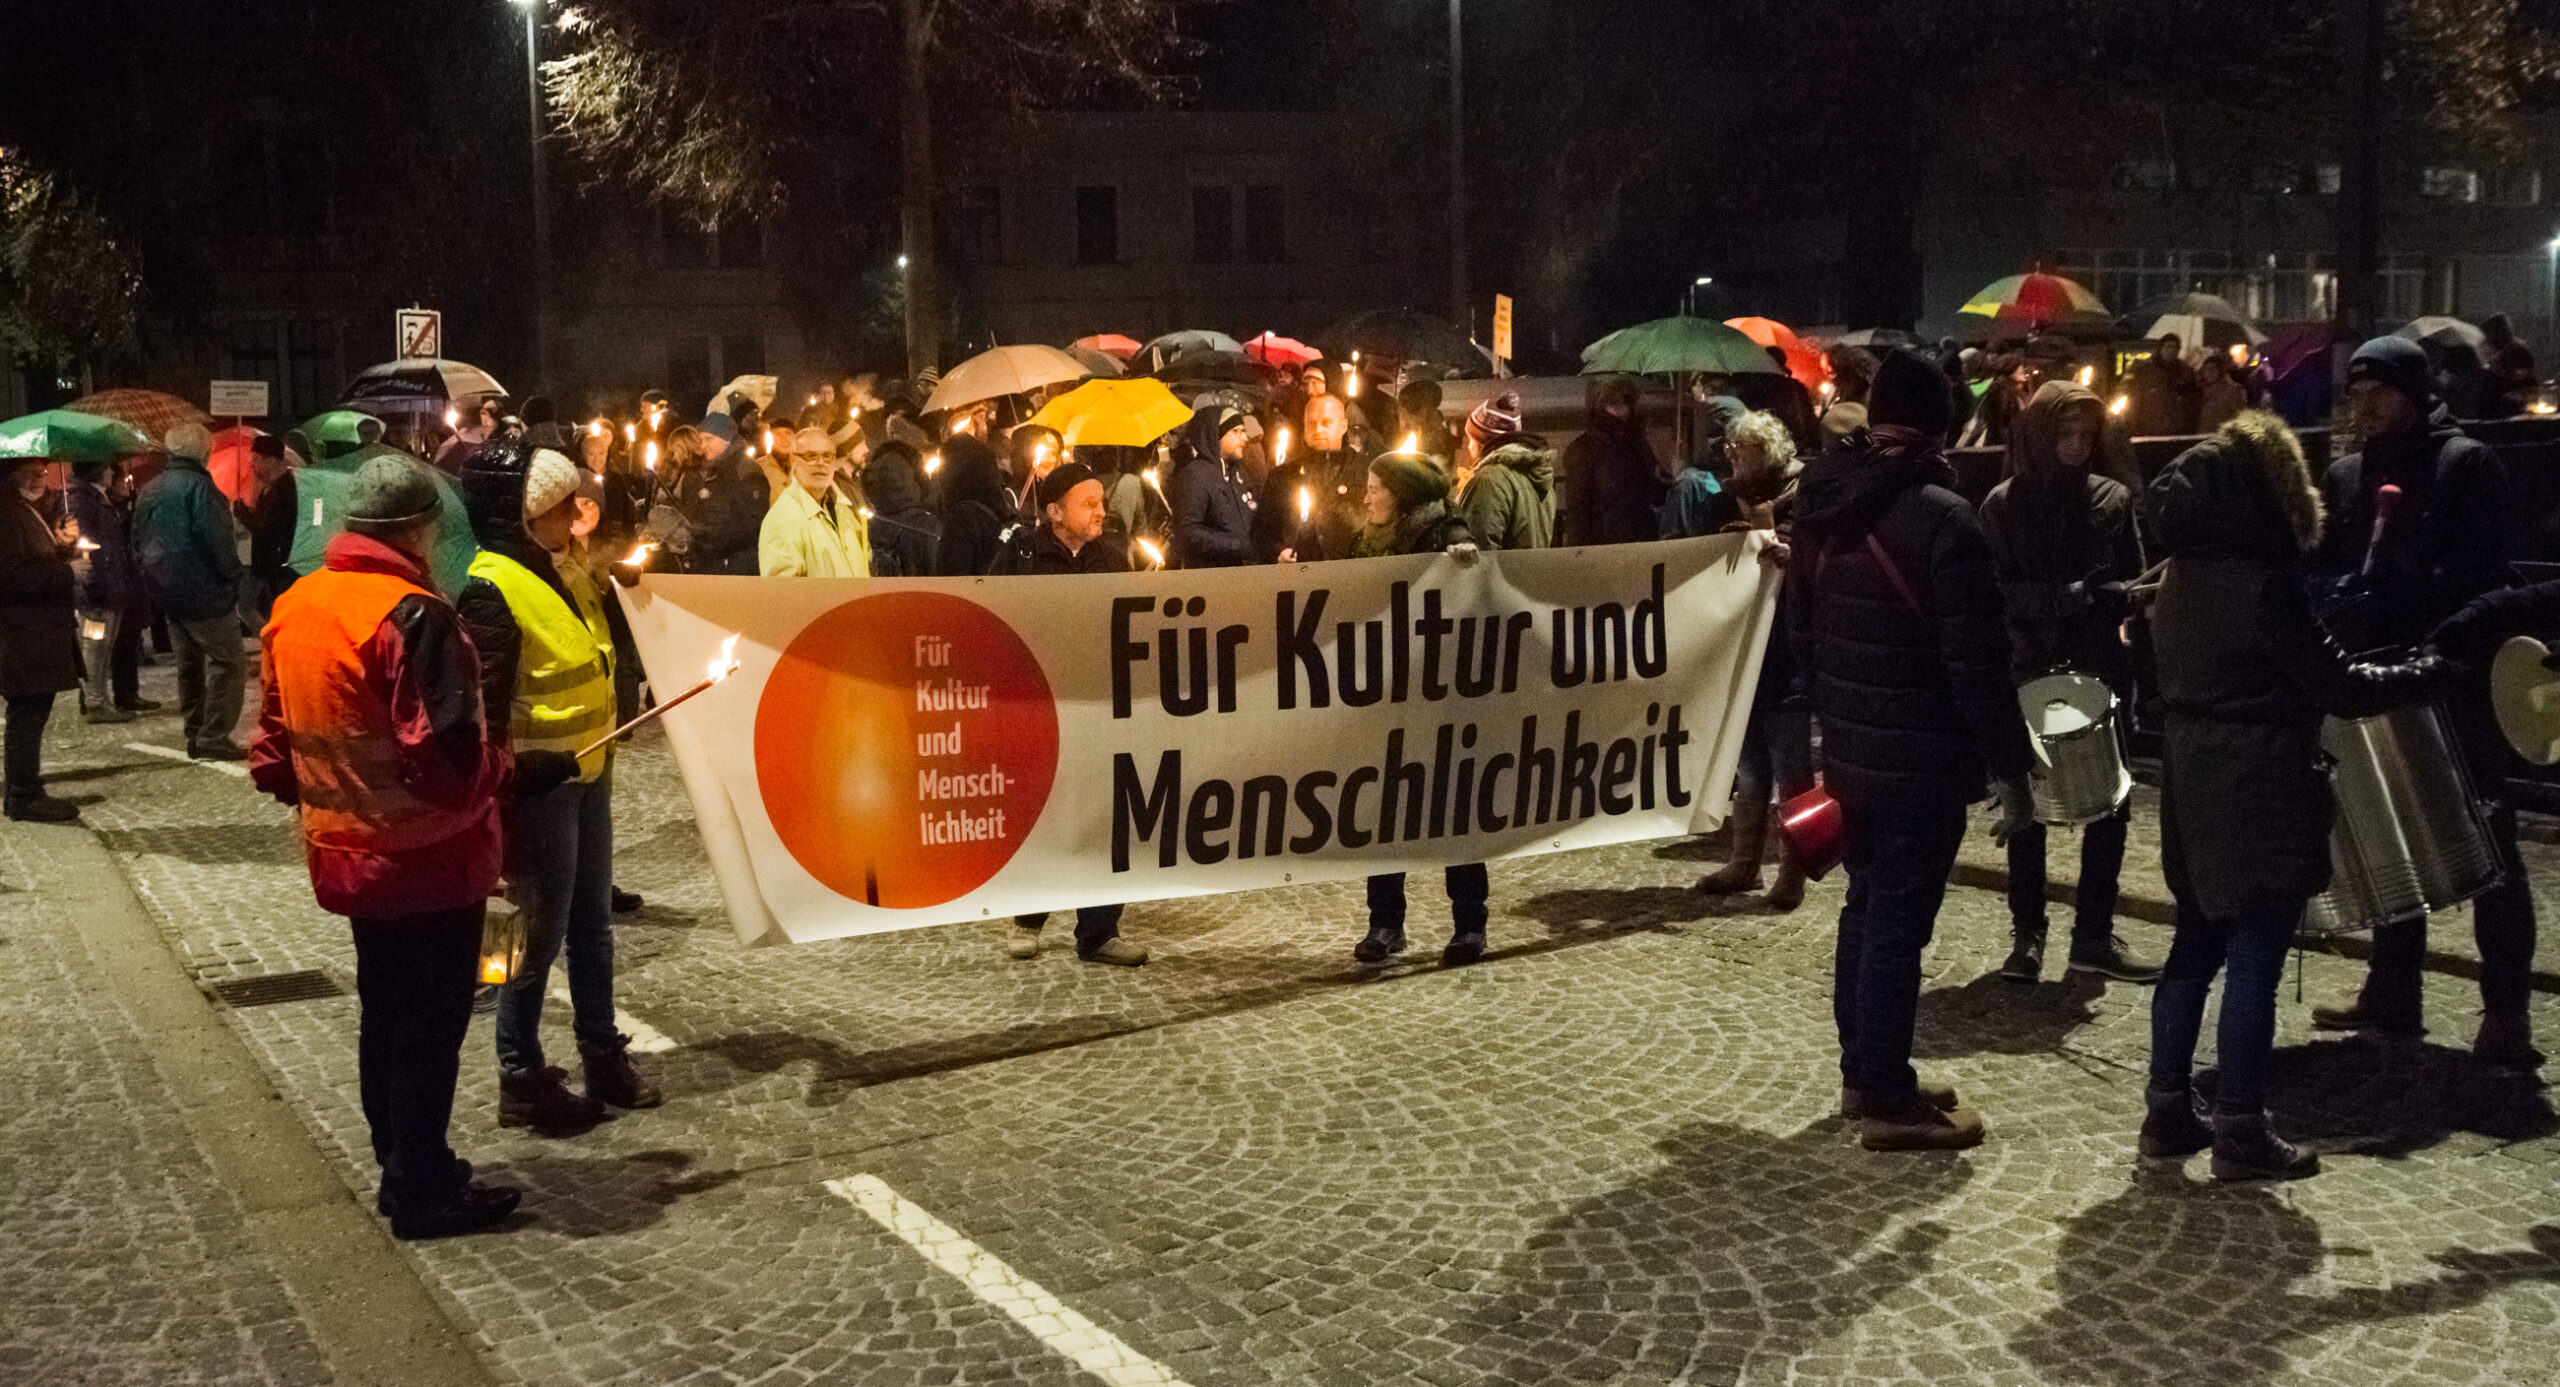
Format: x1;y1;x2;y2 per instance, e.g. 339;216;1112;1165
2301;703;2502;937
2018;672;2133;827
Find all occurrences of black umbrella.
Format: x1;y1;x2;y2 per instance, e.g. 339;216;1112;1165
1314;309;1487;376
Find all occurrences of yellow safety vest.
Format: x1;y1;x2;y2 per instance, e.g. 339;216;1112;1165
468;550;616;781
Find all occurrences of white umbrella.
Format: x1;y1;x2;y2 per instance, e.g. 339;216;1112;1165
923;345;1092;413
340;358;506;413
703;375;778;416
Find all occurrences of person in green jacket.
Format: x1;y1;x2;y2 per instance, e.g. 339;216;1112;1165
134;424;247;759
1454;392;1557;552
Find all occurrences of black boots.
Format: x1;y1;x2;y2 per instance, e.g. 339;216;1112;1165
2137;1084;2213;1160
2211;1110;2319;1182
1352;925;1406;962
2066;933;2162;984
581;1045;662;1110
385;1181;522;1241
1695;795;1769;895
1999;926;2046;983
498;1065;607;1131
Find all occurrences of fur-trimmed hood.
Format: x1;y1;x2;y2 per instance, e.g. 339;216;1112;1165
2146;410;2324;563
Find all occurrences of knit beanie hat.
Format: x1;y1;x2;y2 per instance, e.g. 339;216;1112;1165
1370;450;1450;511
700;412;738;445
1036;461;1103;509
164;422;212;461
343;455;443;533
2348;335;2433;406
1869;348;1954;436
523;448;580;519
1466;391;1524;450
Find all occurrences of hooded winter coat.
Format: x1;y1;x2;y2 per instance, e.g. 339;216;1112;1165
931;435;1015;577
1788;430;2032;807
1457;438;1557;552
133;451;244;621
1166;404;1257;569
1976;382;2143;683
2315;400;2513;655
1561;397;1667;546
2148;413;2447;919
863;446;942;577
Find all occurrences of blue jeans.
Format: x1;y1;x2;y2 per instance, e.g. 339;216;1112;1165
2148;900;2295;1113
2005;799;2131;946
1369;864;1490;933
1833;798;1969;1101
497;773;623;1076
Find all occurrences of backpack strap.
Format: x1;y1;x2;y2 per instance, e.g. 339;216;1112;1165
1863;532;1928;620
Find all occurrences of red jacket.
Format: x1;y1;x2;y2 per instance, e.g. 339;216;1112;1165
251;532;515;916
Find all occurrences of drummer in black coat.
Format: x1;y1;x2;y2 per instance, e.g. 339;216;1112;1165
2143;411;2449;1181
2306;336;2534;1066
1977;381;2154;985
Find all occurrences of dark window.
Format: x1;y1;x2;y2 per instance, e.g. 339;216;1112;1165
285;319;337;420
276;130;327;236
662;216;712;269
1244;184;1286;263
955;185;1003;264
720;333;765;380
1192;186;1234;264
227;320;280;394
220;130;273;239
668;337;712;413
1075;186;1119;265
716;220;764;269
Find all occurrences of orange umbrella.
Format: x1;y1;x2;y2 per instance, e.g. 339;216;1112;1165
1073;333;1142;361
1725;318;1830;394
206;425;264;505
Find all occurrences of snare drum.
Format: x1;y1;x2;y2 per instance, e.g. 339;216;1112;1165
2302;701;2503;937
2017;672;2133;826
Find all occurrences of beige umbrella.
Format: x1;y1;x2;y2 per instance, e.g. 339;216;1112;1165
923;345;1092;414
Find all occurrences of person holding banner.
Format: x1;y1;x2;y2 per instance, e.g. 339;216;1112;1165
1349;450;1493;965
1298;393;1371;560
251;454;577;1239
1455;392;1557;554
1790;349;2035;1152
1005;461;1150;966
457;445;660;1128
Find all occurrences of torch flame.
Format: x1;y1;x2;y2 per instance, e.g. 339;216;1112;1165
763;429;775;451
2108;395;2129;416
1141;467;1164;496
623;422;637;444
1298;486;1312;522
1136;538;1167;569
589;419;606;438
644;441;659;471
443;407;460;429
76;538;99;552
1275;427;1291;467
709;634;741;684
2076;365;2095;387
1400;432;1420;454
623;540;657;566
924;452;942;475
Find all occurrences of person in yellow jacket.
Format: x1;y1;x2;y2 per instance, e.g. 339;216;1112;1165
455;444;660;1131
759;427;870;577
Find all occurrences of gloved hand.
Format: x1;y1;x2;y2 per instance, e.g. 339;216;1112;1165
513;749;580;800
1445;542;1480;563
1990;774;2036;847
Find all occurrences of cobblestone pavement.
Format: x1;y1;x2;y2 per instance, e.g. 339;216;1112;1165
15;659;2560;1386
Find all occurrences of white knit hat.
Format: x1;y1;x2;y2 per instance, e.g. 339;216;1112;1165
524;448;580;519
164;422;211;460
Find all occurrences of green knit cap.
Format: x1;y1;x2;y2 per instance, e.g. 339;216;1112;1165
1369;451;1449;512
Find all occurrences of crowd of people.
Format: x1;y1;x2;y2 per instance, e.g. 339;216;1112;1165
0;314;2548;1238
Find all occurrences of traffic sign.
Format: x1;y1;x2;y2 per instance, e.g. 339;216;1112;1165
397;308;442;360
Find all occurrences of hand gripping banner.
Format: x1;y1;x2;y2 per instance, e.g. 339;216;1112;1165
618;534;1778;946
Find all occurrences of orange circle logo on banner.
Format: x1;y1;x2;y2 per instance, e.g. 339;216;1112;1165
754;592;1059;909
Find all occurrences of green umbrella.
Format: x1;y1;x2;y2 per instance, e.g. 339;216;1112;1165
289;442;479;599
0;409;153;463
1581;316;1783;377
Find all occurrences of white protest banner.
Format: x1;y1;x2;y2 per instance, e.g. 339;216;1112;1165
618;535;1776;947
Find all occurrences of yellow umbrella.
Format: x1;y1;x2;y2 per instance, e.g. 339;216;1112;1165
1026;378;1193;448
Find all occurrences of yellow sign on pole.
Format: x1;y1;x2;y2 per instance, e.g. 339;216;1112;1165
1492;294;1515;362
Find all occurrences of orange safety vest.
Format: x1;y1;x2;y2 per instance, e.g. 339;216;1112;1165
267;566;490;857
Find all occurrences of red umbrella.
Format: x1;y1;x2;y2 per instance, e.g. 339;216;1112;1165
1243;332;1320;367
206;425;264;505
1073;333;1142;361
67;388;214;448
1725;317;1830;394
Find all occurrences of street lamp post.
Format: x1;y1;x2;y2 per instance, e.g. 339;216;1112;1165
513;0;552;392
1448;0;1468;335
1685;276;1713;318
2546;235;2558;354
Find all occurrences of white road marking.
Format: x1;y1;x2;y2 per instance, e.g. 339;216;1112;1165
124;741;249;778
547;987;677;1053
824;1174;1194;1387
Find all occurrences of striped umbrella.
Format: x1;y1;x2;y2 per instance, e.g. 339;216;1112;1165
1959;273;2111;328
